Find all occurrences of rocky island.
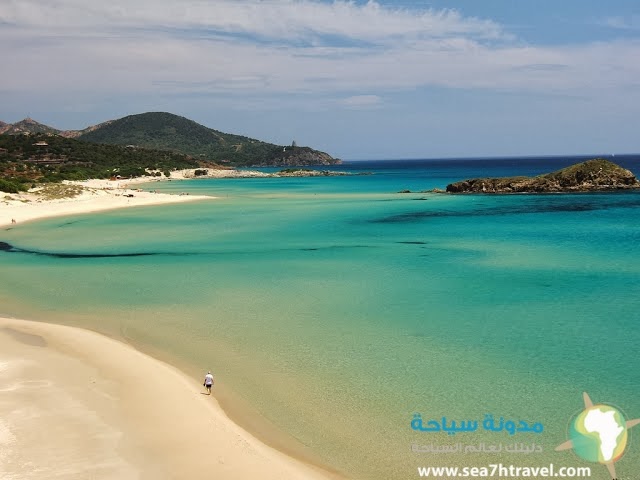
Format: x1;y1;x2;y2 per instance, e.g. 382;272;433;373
446;159;640;193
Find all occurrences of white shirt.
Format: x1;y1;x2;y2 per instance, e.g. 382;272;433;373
204;373;214;386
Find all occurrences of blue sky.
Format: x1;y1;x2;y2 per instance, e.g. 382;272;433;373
1;1;639;159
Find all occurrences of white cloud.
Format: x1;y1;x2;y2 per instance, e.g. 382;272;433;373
0;0;505;43
0;0;639;108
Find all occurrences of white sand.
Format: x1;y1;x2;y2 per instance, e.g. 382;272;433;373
0;174;343;479
0;317;340;480
0;167;283;227
0;178;213;228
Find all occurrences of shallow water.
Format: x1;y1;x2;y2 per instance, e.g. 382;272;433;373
2;156;639;479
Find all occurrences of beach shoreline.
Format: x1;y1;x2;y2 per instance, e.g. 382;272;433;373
0;164;357;228
0;316;342;480
0;174;347;479
0;176;216;228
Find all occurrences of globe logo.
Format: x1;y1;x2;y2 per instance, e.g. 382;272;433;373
557;392;640;480
570;405;627;463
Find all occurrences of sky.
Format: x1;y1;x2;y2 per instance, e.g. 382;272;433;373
1;0;639;160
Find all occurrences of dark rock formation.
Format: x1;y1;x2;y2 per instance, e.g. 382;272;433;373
251;147;340;167
275;168;350;177
446;159;640;193
0;118;60;135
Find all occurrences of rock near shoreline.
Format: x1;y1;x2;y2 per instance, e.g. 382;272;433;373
173;168;360;179
446;159;640;194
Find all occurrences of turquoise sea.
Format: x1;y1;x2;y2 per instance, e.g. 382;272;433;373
2;156;640;479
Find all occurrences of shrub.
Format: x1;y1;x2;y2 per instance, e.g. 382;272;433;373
0;179;27;193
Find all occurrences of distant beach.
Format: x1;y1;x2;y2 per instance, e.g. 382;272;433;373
0;167;337;228
0;175;213;228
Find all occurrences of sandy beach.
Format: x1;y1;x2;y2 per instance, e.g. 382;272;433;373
0;175;342;479
0;316;339;480
0;167;288;228
0;177;215;228
0;165;344;227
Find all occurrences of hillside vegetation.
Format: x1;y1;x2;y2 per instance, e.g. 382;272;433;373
1;112;340;167
78;112;338;166
446;159;640;193
0;134;204;193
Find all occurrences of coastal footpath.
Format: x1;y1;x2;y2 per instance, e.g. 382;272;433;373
446;159;640;193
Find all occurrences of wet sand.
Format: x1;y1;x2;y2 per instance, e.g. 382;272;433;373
0;316;339;480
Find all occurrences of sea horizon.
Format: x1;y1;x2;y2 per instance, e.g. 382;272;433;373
342;152;640;163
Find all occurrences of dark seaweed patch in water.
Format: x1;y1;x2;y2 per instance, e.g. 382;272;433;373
0;241;376;259
396;241;428;245
0;241;178;259
36;252;158;259
56;221;81;228
373;196;640;223
300;245;375;252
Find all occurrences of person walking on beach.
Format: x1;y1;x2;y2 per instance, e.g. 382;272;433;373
203;371;214;395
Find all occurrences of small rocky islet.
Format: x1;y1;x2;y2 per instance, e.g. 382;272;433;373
445;159;640;194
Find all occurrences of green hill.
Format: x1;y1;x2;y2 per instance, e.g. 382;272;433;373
78;112;339;167
0;133;204;193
